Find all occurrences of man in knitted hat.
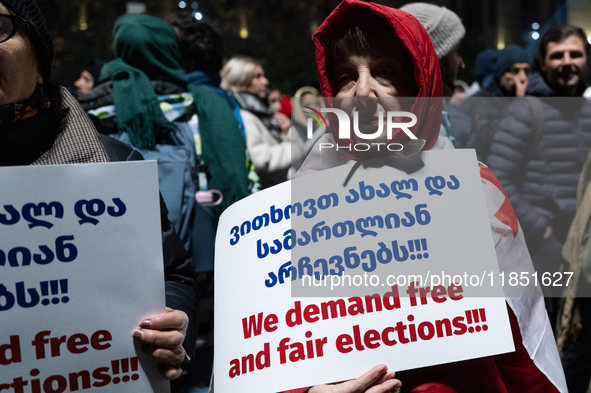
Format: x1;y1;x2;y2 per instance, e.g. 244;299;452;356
74;59;106;98
462;45;533;161
495;45;533;96
475;45;533;98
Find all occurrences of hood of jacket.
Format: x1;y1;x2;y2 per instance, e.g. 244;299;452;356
313;0;443;151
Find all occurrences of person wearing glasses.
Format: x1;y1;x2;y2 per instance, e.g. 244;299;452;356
0;0;198;389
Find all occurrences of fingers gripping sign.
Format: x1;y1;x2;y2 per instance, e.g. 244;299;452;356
309;364;401;393
132;307;190;380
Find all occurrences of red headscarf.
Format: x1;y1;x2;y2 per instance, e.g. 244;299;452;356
313;0;443;152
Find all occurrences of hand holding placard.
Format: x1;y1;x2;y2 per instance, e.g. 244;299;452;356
215;151;514;392
2;162;171;393
133;308;190;380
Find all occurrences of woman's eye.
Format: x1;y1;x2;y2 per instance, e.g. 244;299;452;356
0;21;9;35
337;73;353;82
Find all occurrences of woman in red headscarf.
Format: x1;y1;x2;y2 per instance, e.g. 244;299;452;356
290;1;567;392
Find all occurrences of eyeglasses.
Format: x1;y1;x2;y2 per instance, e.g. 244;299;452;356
0;14;21;44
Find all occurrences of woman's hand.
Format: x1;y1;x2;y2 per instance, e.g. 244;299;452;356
309;364;401;393
133;307;189;379
274;112;292;135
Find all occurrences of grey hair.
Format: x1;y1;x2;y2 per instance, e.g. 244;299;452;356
220;56;260;92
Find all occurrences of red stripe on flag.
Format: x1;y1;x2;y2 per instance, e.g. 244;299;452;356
479;164;519;238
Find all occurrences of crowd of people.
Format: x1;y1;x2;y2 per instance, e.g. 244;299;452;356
5;0;591;391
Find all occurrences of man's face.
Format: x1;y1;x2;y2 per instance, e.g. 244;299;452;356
333;41;417;144
439;44;465;94
498;63;531;93
541;35;588;95
74;70;94;98
268;89;281;113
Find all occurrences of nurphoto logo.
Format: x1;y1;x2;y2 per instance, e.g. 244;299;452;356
303;106;417;152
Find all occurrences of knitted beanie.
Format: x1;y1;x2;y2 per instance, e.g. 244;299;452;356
2;0;53;82
495;45;533;78
474;48;497;86
84;59;107;84
400;3;465;59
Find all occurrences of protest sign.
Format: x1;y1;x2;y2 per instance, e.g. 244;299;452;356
0;161;170;393
214;149;515;392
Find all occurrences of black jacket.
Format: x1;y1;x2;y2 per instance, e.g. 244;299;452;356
486;72;591;248
462;81;515;162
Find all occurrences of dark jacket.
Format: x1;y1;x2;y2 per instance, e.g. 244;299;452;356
446;103;476;149
472;79;507;98
462;81;515;162
487;72;591;247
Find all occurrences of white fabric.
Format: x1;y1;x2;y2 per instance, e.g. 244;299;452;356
241;109;304;172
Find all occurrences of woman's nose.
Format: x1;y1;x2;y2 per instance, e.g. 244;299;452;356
354;72;377;102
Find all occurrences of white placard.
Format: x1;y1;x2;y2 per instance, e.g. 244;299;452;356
0;161;169;393
214;149;514;392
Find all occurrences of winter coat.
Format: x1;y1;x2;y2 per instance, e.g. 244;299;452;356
486;72;591;249
445;103;476;150
461;81;515;162
233;92;305;189
294;1;566;392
